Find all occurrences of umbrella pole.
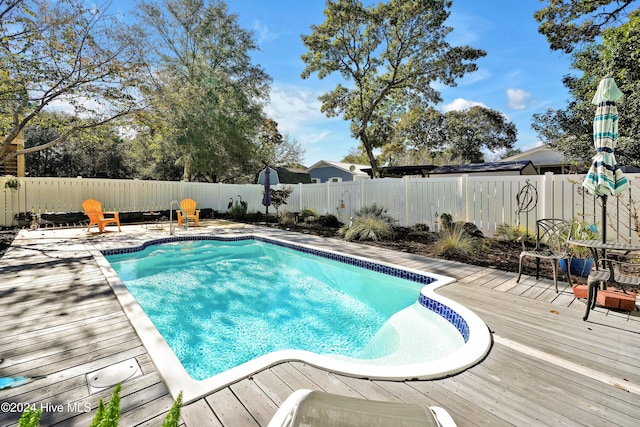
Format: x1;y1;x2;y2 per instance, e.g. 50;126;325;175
601;194;607;266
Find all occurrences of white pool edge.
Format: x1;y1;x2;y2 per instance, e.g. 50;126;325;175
92;233;492;404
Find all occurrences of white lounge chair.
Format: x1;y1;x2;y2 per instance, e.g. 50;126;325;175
268;389;457;427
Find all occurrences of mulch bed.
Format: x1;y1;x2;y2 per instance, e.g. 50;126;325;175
0;223;586;285
0;227;18;259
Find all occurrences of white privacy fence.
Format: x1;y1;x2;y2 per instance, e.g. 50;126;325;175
2;173;640;244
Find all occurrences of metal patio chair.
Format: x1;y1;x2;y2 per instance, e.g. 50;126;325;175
516;218;572;293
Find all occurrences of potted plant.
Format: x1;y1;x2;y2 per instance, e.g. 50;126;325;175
561;219;599;277
2;175;21;190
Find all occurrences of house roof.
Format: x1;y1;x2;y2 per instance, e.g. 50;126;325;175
257;166;311;185
429;161;536;175
306;160;370;176
502;145;566;164
274;166;312;184
361;164;438;178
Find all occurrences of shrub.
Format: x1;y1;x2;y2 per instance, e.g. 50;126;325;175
18;385;183;427
299;208;318;220
354;203;395;225
269;186;293;215
318;214;341;227
338;216;393;241
495;223;534;245
439;213;453;230
18;407;41;427
279;211;297;226
434;224;485;258
228;201;248;219
412;223;429;232
89;383;121;427
162;391;183;427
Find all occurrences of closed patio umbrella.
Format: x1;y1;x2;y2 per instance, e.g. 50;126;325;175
583;77;630;243
262;165;272;216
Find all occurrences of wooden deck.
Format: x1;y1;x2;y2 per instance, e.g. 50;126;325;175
1;222;639;426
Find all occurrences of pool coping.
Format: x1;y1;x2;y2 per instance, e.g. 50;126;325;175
92;233;492;404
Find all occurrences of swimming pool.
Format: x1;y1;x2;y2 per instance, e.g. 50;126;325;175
95;234;491;403
105;238;464;380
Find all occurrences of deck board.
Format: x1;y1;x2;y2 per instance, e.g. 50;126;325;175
1;223;639;426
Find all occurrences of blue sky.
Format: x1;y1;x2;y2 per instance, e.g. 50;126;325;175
118;0;576;166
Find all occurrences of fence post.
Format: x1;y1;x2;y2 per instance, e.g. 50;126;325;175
326;180;331;216
403;176;409;227
541;172;554;219
458;174;470;222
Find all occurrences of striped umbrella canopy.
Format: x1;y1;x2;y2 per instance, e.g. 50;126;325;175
583;77;629;196
583;77;629;242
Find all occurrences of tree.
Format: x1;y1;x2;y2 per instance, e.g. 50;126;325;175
271;133;305;167
534;0;639;53
342;146;373;165
379;105;515;165
24;119;135;178
0;0;147;165
532;12;640;167
301;0;485;177
444;106;516;163
137;0;271;182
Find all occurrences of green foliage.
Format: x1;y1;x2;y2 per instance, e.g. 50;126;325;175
339;216;394;242
495;223;535;245
280;211;297;226
439;213;453;231
162;391;183;427
319;214;341;227
354;204;395;225
269;186;293;214
24;122;135;178
137;0;271;182
341;147;371;165
299;208;319;220
18;385;183;427
532;8;640;168
382;105;516;165
565;219;600;257
0;0;147;164
89;384;121;427
434;224;484;258
442;106;517;163
18;407;41;427
413;223;430;232
301;0;485;176
338;203;395;241
299;208;318;219
2;175;21;190
229;201;248;220
534;0;637;53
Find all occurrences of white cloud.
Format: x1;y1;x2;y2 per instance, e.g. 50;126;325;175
266;84;328;133
441;98;488;112
446;11;491;46
506;88;531;110
253;20;277;44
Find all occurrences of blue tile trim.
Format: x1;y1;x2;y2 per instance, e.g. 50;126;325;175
101;235;469;342
418;294;470;342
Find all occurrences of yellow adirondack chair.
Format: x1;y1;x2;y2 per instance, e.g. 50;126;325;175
177;198;200;226
82;199;121;233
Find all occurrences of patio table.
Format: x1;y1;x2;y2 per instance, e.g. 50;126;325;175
568;239;640;264
142;212;163;229
569;239;640;320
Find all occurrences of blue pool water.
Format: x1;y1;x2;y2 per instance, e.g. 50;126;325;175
105;238;463;380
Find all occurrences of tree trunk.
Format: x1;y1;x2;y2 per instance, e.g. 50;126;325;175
360;131;378;178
